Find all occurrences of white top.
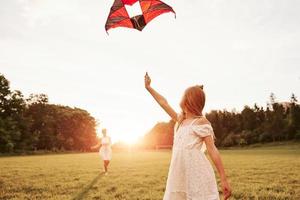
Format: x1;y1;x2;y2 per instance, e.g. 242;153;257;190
99;136;112;160
101;136;111;146
163;119;219;200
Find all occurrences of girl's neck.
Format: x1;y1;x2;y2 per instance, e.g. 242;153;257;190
185;112;203;119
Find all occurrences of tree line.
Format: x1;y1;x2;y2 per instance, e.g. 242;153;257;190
1;73;299;153
143;93;300;148
0;74;97;153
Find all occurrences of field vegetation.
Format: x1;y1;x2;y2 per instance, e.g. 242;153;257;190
1;143;299;200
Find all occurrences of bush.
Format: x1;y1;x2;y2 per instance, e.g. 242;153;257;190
259;132;273;143
294;131;300;140
222;133;237;147
239;138;247;146
242;130;260;144
5;142;14;153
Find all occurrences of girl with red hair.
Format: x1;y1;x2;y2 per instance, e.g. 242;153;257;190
144;73;231;200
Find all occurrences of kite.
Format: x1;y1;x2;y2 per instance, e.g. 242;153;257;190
105;0;175;32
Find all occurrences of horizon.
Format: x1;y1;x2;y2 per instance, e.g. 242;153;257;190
1;0;300;143
1;72;297;144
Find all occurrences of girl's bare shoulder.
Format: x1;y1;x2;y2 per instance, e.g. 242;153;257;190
193;117;211;126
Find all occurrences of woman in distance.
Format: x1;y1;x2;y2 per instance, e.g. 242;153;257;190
91;128;112;175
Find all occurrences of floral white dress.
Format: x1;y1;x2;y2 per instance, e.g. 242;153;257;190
163;119;219;200
99;136;112;161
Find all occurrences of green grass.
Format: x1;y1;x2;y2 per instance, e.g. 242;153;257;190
0;144;299;200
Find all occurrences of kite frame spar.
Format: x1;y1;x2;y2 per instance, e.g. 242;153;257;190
105;0;176;32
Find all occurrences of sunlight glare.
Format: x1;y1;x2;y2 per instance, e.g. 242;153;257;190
121;134;139;145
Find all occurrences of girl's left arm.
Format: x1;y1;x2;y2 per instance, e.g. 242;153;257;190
204;136;232;200
91;140;101;149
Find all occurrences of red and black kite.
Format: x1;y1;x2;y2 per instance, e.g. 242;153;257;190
105;0;175;32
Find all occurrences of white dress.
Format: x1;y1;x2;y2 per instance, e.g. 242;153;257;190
99;136;112;161
163;119;219;200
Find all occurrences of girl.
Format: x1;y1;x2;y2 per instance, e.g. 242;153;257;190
91;128;112;174
144;72;231;200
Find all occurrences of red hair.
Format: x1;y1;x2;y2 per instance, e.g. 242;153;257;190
180;85;205;118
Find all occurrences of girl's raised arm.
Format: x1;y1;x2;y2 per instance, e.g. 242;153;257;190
144;72;178;121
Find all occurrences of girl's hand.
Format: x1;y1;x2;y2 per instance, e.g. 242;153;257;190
221;179;232;200
90;144;98;150
144;72;151;89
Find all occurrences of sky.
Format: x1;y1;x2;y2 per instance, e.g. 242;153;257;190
0;0;300;143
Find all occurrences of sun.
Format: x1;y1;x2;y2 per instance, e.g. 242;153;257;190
121;134;139;145
96;126;142;145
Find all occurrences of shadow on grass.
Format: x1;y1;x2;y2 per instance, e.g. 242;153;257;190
71;172;104;200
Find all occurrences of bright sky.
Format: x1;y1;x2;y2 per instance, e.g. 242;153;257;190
1;0;299;143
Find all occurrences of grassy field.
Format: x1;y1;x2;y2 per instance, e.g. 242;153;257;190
0;143;299;200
